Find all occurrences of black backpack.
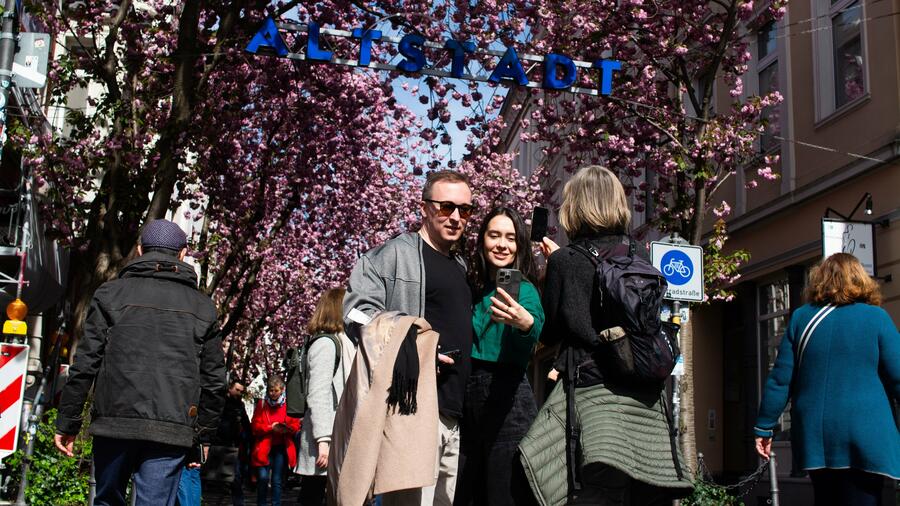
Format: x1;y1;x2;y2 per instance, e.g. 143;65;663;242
572;239;680;386
284;333;342;418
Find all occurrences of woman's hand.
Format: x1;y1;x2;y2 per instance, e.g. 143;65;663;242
755;436;772;460
316;441;330;469
540;237;560;259
490;287;534;332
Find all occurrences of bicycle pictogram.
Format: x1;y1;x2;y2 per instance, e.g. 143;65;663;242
663;258;691;278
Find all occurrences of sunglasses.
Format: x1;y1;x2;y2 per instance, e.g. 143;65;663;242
424;199;476;220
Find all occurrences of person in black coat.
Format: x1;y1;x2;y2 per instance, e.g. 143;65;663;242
55;219;226;506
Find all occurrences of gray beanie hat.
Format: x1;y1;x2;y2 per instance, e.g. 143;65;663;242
141;219;187;251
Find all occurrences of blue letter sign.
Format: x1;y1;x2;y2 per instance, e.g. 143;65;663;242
593;59;622;95
543;53;577;90
352;28;382;66
488;47;528;85
398;34;426;73
307;22;333;61
444;39;475;78
245;17;288;57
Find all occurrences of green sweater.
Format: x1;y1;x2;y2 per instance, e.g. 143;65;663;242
471;280;545;368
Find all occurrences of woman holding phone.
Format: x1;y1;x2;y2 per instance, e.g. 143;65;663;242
251;376;300;506
520;165;691;505
454;206;545;506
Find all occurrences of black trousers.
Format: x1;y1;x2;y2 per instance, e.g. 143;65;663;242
454;361;538;506
297;475;327;506
566;463;672;506
809;469;884;506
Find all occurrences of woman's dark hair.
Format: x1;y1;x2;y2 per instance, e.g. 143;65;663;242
469;206;539;296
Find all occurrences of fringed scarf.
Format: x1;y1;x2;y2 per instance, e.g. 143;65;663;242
387;324;420;415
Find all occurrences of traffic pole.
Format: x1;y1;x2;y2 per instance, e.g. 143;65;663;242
0;0;17;166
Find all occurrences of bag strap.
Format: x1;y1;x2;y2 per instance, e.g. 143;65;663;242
305;334;342;377
564;349;582;500
797;304;836;367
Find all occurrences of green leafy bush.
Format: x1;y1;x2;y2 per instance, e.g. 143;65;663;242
2;409;92;506
682;479;745;506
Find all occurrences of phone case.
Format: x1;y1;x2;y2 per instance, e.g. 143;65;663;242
496;268;523;301
530;207;550;242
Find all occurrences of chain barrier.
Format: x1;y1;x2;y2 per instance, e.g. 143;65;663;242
697;452;771;499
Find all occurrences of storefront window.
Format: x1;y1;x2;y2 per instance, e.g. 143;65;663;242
758;279;791;440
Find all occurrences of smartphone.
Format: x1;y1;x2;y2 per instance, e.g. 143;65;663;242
440;349;461;360
530;206;550;242
496;268;523;301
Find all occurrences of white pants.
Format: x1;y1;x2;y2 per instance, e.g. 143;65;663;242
382;414;460;506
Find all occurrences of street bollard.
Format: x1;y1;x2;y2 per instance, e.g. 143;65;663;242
768;451;780;506
88;461;95;506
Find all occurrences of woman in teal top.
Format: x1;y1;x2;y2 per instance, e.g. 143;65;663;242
455;206;545;506
755;253;900;505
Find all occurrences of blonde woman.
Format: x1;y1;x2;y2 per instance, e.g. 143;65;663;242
294;288;356;505
755;253;900;505
519;165;692;505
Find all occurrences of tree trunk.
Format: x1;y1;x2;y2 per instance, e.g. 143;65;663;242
678;312;698;476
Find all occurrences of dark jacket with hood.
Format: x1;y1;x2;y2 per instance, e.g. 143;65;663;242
57;251;226;448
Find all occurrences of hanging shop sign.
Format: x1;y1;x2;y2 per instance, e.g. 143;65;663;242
821;218;877;276
246;17;624;97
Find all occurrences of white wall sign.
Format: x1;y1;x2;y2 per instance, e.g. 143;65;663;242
650;242;705;302
821;218;876;276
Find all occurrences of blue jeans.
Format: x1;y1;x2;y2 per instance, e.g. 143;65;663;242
176;466;201;506
93;436;186;506
232;456;245;506
257;445;287;506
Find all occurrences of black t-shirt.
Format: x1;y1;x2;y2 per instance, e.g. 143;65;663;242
422;241;472;419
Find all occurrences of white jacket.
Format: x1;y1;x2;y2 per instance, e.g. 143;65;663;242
294;331;355;476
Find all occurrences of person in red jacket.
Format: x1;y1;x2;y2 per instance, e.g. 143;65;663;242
251;376;300;506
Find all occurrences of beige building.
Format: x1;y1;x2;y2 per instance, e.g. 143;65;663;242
502;0;899;502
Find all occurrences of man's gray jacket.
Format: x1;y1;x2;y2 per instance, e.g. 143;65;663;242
343;232;465;326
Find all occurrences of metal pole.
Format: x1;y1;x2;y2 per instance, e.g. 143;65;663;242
768;451;780;506
0;0;17;166
14;372;45;506
87;460;96;506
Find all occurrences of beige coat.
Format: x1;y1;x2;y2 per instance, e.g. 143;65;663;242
327;312;439;505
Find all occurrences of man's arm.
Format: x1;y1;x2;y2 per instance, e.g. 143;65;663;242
56;288;113;437
195;322;226;444
342;254;386;328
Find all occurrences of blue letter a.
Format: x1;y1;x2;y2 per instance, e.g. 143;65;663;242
245;17;288;57
488;47;529;86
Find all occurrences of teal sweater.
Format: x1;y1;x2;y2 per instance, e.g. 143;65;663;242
755;303;900;478
471;280;544;368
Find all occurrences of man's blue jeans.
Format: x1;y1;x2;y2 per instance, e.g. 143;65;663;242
257;445;286;506
176;466;201;506
93;436;187;506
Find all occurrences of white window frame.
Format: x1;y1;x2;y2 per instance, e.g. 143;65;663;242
812;0;870;123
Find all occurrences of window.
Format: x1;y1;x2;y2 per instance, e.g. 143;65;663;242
758;278;791;440
813;0;867;119
831;1;865;107
757;21;780;151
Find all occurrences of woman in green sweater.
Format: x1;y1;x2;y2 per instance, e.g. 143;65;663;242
454;206;545;506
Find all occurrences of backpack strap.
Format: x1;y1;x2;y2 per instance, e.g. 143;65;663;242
797;304;835;366
306;333;342;377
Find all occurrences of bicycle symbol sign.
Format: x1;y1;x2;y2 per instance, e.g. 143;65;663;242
651;241;705;302
660;250;693;285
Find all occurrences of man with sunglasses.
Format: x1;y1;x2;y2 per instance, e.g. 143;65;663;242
344;170;475;505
